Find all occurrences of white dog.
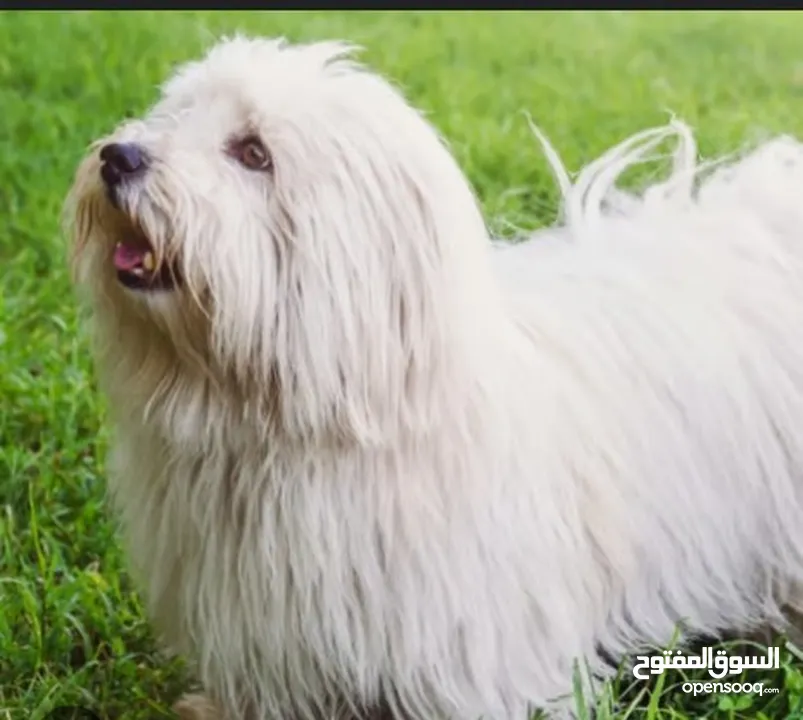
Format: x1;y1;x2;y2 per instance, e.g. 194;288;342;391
66;35;803;720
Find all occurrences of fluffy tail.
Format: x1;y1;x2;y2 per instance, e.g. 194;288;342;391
527;117;716;238
530;116;803;253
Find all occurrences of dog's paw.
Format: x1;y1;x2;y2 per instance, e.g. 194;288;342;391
173;693;224;720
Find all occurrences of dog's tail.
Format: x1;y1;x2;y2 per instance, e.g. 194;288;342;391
529;116;803;256
526;116;714;239
528;115;701;230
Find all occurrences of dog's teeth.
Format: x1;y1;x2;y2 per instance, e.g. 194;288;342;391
143;252;155;272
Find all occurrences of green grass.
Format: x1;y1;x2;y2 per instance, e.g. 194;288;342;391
4;9;803;720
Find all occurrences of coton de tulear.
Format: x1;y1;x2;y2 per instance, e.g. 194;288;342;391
66;35;803;720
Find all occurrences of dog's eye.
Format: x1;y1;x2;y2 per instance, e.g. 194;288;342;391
232;136;271;171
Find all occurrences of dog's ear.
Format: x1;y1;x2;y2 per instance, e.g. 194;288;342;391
269;169;449;445
258;126;494;446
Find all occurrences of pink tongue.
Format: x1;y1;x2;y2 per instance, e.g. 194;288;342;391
114;243;146;271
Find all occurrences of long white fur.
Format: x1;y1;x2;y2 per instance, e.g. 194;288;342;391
66;36;803;720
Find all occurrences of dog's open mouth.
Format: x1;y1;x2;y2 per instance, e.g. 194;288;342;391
113;232;179;292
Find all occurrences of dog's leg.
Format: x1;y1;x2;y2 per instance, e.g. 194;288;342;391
173;693;226;720
172;689;401;720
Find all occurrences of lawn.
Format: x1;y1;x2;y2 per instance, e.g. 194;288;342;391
4;9;803;720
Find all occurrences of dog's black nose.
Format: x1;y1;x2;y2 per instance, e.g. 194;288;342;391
99;142;147;187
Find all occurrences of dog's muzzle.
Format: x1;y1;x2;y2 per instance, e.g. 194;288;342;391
99;143;180;292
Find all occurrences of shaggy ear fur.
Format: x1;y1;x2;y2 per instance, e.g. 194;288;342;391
265;158;458;446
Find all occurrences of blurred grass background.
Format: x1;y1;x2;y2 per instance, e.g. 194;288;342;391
3;10;803;719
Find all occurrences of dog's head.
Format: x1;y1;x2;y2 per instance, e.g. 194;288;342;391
66;36;495;444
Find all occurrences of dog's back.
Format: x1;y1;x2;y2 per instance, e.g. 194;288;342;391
490;125;803;696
